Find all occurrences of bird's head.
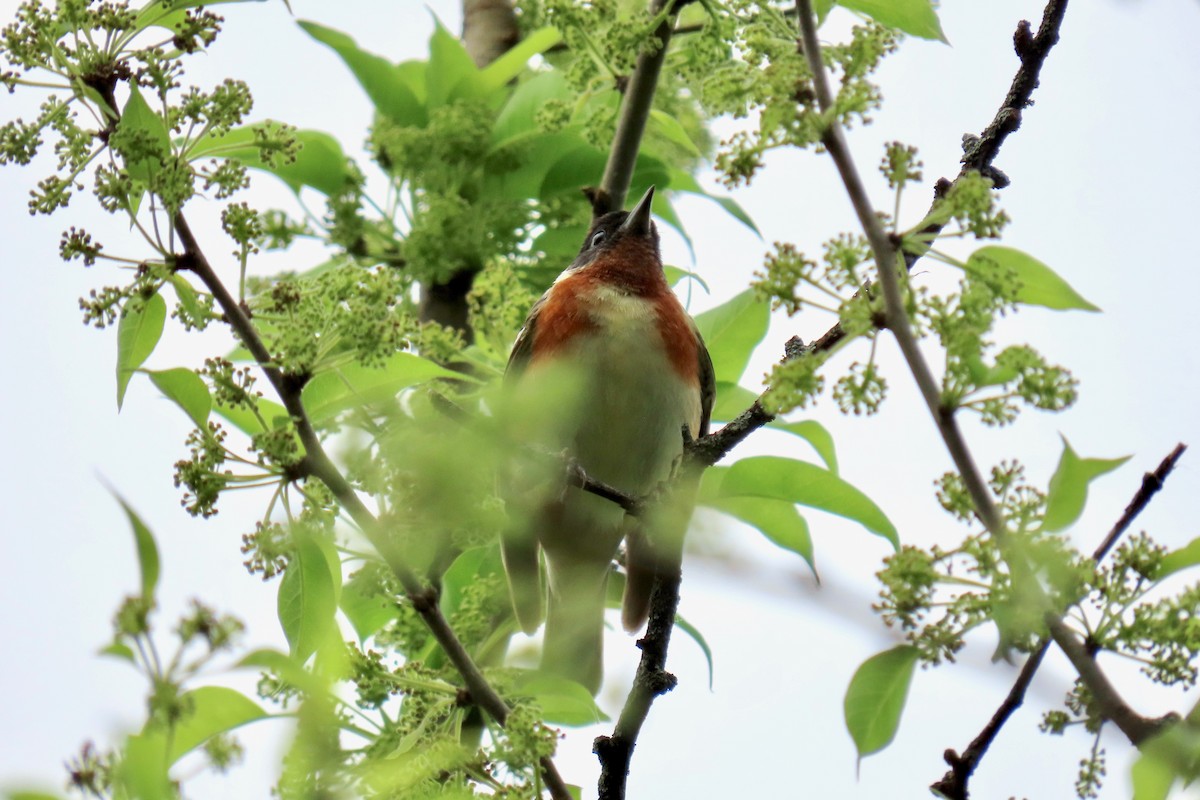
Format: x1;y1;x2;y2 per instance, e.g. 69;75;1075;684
567;187;662;281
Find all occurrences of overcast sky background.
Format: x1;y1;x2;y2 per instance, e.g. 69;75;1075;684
2;1;1199;798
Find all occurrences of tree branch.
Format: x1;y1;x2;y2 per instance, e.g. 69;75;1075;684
174;215;572;800
796;0;1164;764
593;570;682;799
932;443;1188;799
592;0;676;215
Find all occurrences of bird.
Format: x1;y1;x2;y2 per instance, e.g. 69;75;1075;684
500;186;715;694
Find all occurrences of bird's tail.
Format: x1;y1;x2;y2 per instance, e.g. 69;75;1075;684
541;560;609;695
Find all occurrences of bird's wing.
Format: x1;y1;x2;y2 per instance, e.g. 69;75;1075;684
694;320;716;437
504;293;546;381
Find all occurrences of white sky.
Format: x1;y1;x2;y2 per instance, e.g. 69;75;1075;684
2;1;1199;798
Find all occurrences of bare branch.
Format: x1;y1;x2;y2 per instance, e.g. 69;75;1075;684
593;570;683;799
795;0;1164;763
932;443;1188;799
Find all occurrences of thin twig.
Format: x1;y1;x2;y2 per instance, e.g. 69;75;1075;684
173;216;572;800
932;444;1187;799
795;0;1164;762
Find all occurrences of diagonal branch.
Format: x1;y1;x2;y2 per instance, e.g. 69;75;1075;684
592;0;677;215
795;0;1164;760
932;443;1187;800
173;214;572;800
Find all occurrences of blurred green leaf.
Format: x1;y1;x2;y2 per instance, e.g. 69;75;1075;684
478;27;562;91
213;395;290;436
148;368;211;428
237;648;326;694
168;686;267;763
1156;537;1200;580
135;0;264;32
837;0;948;42
116;292;166;409
190;126;351;196
427;20;486;106
512;672;609;726
110;491;160;600
718;456;897;547
963;246;1099;312
666;167;761;237
298;20;426;126
340;570;400;641
694;291;770;385
278;531;337;661
118;85;171;182
1042;437;1130;532
844;645;919;759
302;353;463;423
116;732;171;800
492;71;571;147
4;792;66;800
649;109;701;157
99;641;137;662
439;546;502;621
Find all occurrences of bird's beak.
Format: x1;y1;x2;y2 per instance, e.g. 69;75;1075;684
619;186;655;237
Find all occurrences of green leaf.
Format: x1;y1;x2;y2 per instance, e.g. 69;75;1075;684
100;642;137;662
340;570;400;641
705;493;815;576
649;109;700;157
168;687;266;763
134;0;263;33
116;732;171;800
237;648;326;695
148;368;211;428
666;167;761;237
663;265;710;294
4;792;67;800
301;353;463;423
1156;537;1200;580
213;395;290;436
814;0;836;25
118;84;171;182
439;546;502;620
694;290;770;385
673;612;715;690
427;21;485;107
964;246;1099;312
837;0;948;42
718;456;897;548
277;531;337;661
478;27;562;91
298;21;426;126
492;71;571;147
843;645;919;759
512;672;609;726
772;419;838;474
1042;437;1130;532
116;292;166;409
190;126;351;196
110;491;160;600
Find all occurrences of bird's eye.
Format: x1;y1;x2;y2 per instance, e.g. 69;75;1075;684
589;230;607;249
